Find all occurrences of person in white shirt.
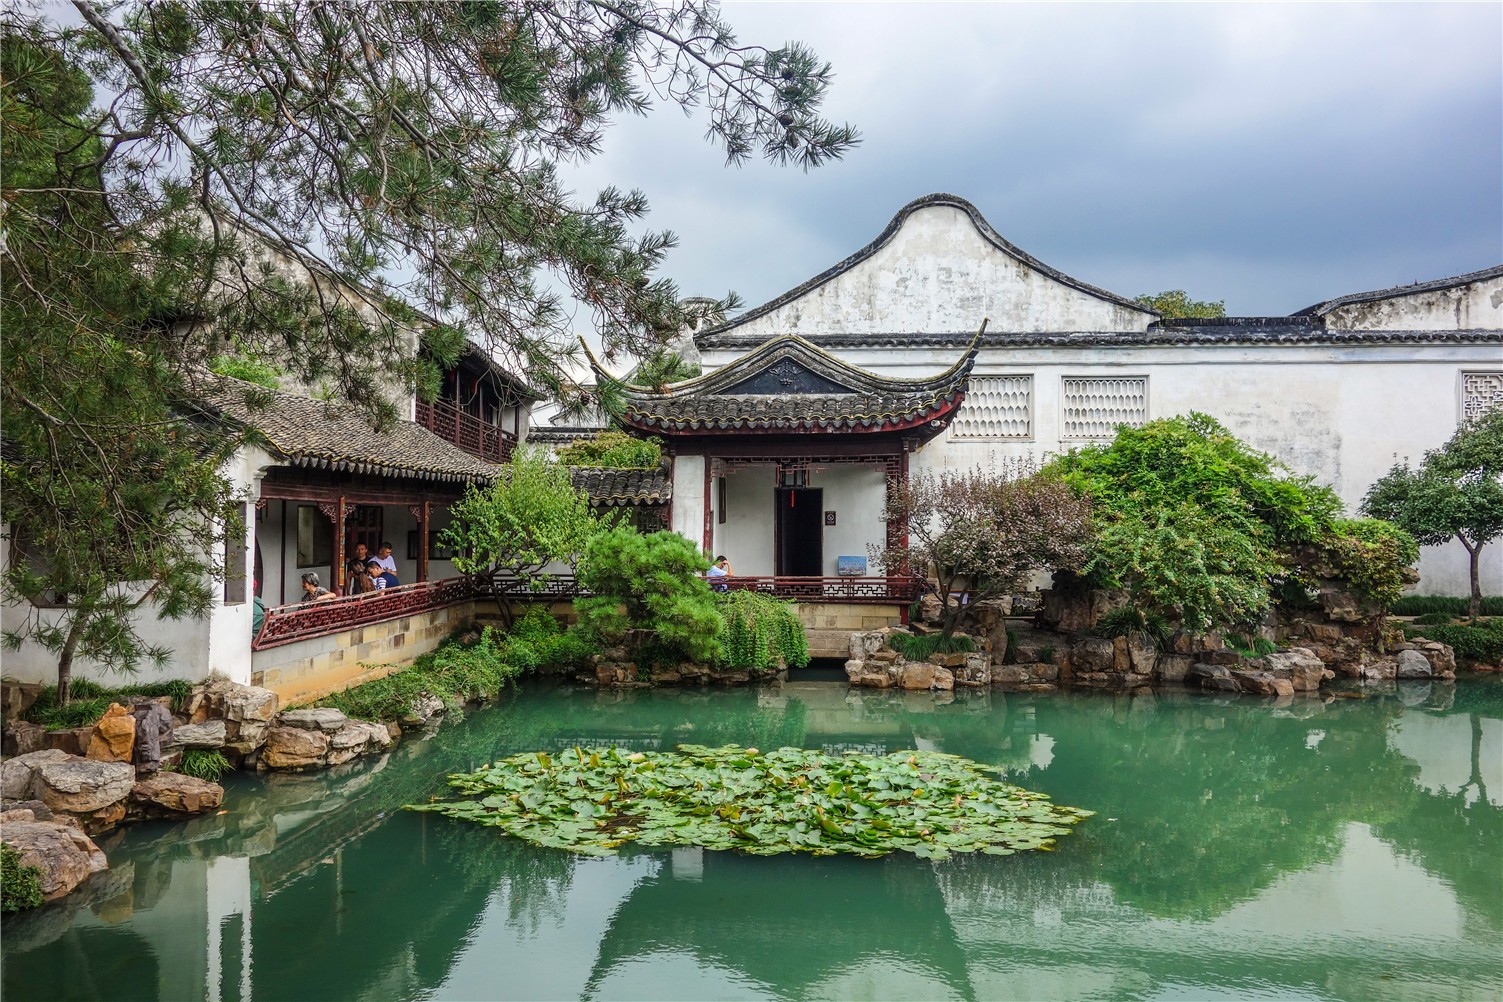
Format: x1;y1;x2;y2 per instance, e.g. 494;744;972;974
374;541;398;576
706;555;731;591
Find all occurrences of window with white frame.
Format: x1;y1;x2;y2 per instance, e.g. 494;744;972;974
1461;371;1503;424
951;375;1033;439
1061;376;1148;439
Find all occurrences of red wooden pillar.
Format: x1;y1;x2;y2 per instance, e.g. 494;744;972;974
418;501;431;582
334;495;347;593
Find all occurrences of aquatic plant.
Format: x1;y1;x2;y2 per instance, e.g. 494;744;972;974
1;843;45;913
409;744;1092;859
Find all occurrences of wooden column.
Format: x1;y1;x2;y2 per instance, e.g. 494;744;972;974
418;501;431;583
334;495;347;593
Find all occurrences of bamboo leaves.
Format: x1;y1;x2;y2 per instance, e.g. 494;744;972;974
409;745;1093;860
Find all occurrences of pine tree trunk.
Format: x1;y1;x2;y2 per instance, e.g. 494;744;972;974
57;616;86;707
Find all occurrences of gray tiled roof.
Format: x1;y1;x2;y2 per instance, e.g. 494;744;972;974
569;466;670;506
203;380;501;484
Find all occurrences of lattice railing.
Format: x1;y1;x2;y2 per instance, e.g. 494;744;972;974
253;576;479;649
487;574;921;604
415;399;517;462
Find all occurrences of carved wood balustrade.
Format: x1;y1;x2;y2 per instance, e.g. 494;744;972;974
415;399;517;462
253;576;478;650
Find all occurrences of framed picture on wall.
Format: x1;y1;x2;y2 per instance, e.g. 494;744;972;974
297;506;333;568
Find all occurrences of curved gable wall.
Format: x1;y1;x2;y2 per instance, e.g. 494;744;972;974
723;201;1154;338
1324;272;1503;332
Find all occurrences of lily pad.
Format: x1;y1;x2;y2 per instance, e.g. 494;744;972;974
409;745;1093;859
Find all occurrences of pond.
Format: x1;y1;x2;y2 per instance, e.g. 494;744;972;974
4;678;1501;1002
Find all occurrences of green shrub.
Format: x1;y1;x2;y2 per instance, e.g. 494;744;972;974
497;608;596;674
315;628;523;722
177;748;232;783
1392;595;1503;617
1096;607;1172;648
575;527;720;664
23;678;194;730
557;431;661;469
1403;619;1503;664
2;843;46;913
887;632;976;661
1411;612;1456;626
1313;518;1419;609
714;591;810;670
1225;634;1279;658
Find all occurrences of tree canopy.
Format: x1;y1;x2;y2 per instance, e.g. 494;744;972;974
1362;407;1503;617
1133;290;1227;319
0;2;854;698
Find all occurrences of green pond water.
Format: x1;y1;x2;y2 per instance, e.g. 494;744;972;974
4;678;1501;1002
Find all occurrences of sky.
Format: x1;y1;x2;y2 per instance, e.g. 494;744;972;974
564;1;1503;320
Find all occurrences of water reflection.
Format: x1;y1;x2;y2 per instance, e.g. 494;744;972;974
4;679;1501;1002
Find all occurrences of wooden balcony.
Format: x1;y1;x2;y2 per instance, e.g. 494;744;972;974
415;399;517;463
253;577;478;650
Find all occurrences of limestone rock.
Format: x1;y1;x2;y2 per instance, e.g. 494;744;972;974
859;673;891;689
1126;636;1158;674
277;708;350;732
128;773;224;820
1186;663;1232;688
1395;650;1432;679
260;725;330;770
1157;654;1194;684
899;663;935;690
927;652;967;668
1;815;109;900
1272;679;1295;697
869;650;900;663
32;759;135;816
1417;642;1457;678
44;727;93;757
3;720;48;758
1254;648;1331;692
844;660;865;680
1;750;73;800
128;702;174;773
1231;670;1279;696
849;630;887;660
84;704;136;764
931;666;955;691
1071;637;1115;674
1037;580;1125;633
170;721;228;749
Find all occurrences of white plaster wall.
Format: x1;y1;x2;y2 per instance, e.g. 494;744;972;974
812;466;886;576
1324;273;1503;332
0;446;272;688
670;455;707;549
713;465;776;575
694;341;1499;597
721;203;1152;338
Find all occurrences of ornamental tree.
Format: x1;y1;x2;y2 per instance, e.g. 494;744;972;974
1132;290;1227;319
575;527;721;663
1361;407;1503;618
870;460;1093;638
442;447;611;623
2;4;851;699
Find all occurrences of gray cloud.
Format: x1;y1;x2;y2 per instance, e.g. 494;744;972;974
566;1;1502;318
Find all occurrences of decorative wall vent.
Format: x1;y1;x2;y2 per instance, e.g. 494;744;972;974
1062;377;1148;439
1461;371;1503;424
952;376;1032;439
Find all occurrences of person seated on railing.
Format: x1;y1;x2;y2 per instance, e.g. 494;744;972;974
706;555;732;592
346;559;377;595
300;572;337;604
367;558;400;590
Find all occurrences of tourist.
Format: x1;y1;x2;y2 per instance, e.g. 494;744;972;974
346;559;376;595
351;541;370;566
374;541;398;577
367;558;399;590
707;554;732;592
300;572;336;604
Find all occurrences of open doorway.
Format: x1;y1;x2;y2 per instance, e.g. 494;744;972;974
775;487;823;576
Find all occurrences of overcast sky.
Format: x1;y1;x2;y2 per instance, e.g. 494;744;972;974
566;1;1502;320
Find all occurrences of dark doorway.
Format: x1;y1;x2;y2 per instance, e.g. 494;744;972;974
347;505;383;560
775;487;823;576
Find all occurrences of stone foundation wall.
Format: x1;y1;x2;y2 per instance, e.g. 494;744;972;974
251;601;478;705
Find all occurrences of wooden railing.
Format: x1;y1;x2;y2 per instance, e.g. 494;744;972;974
487;574;921;605
253;577;479;650
415;399;517;462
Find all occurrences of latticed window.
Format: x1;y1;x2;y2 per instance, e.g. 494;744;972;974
952;375;1032;439
1061;377;1148;439
1461;371;1503;424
